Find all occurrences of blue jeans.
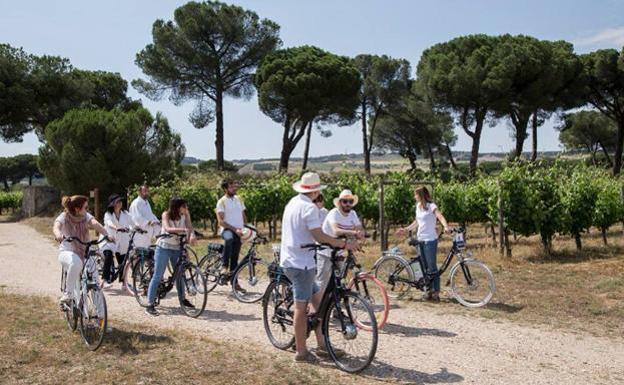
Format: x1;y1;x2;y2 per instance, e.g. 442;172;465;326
222;229;242;273
147;246;185;306
420;240;440;292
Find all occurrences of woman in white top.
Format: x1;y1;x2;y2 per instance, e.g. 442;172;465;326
397;186;450;302
53;195;110;305
145;197;196;316
100;194;133;286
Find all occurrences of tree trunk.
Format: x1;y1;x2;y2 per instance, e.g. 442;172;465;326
601;227;608;245
215;86;225;170
468;113;485;177
613;119;624;175
361;101;371;175
28;175;33;185
574;233;582;251
407;154;417;170
490;223;497;247
446;143;458;170
2;179;9;191
279;119;293;172
302;121;313;171
512;113;530;160
599;141;613;166
426;141;436;171
531;110;538;162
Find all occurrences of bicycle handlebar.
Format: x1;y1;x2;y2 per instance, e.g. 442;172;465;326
64;236;111;246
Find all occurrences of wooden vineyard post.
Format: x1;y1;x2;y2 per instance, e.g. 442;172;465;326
497;180;505;257
378;178;386;252
90;188;100;220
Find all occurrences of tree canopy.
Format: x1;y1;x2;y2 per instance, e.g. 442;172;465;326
38;107;185;199
255;45;361;171
417;34;506;176
581;48;624;175
133;0;281;170
0;44;135;142
353;54;411;174
558;110;617;166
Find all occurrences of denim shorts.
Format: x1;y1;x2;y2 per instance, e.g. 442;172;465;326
283;267;319;302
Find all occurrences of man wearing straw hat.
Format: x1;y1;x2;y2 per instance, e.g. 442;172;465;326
280;172;359;363
316;189;365;295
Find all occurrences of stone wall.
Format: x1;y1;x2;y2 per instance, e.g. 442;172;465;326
21;186;60;217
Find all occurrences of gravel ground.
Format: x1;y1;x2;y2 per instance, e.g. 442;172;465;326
1;222;623;384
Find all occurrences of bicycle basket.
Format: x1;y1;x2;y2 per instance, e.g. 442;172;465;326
453;232;466;250
207;243;224;255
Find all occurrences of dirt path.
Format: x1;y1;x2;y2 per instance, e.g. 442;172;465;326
1;222;622;385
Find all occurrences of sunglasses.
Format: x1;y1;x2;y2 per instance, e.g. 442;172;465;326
340;199;354;204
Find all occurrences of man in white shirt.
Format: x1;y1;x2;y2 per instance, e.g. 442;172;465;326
317;189;365;294
128;185;160;248
280;172;358;363
216;178;247;288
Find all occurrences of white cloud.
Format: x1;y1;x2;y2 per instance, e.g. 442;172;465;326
574;26;624;48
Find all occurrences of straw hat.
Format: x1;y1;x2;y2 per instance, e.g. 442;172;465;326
293;172;326;193
333;189;359;208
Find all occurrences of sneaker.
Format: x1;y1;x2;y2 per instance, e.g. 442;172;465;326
181;299;195;308
145;305;159;316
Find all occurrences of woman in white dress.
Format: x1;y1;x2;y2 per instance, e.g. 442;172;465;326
100;194;133;286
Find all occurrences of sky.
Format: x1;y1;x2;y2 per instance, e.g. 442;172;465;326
1;0;624;161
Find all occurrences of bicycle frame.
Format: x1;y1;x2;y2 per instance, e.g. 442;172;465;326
153;234;192;302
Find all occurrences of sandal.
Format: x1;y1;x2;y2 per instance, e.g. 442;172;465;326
294;351;318;363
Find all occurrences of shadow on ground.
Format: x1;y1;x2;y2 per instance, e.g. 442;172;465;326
105;327;174;355
364;361;464;384
381;322;457;338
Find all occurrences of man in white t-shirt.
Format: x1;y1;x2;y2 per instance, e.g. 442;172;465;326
317;189;365;294
128;186;161;248
216;178;247;288
280;173;359;363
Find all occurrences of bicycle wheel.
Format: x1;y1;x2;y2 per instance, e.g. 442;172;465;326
232;259;270;303
178;263;207;318
347;273;390;330
61;270;78;331
374;255;414;300
323;291;378;373
262;280;295;350
79;288;107;351
122;254;137;296
131;257;153;307
198;253;221;293
449;259;496;307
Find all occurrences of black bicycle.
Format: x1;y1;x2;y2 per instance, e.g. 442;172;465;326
131;232;207;317
262;243;378;373
373;227;496;307
197;225;271;303
97;227;149;294
60;236;110;351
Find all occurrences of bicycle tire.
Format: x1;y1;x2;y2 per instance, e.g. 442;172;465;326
177;263;207;318
262;280;295;350
122;254;136;296
373;255;415;300
347;272;390;329
131;257;153;307
60;270;78;331
232;259;271;303
322;291;378;373
198;253;221;293
449;259;496;307
79;288;107;351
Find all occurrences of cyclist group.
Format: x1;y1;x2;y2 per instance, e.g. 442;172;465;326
53;171;451;363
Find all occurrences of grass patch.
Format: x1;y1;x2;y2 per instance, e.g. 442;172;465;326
0;290;376;385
